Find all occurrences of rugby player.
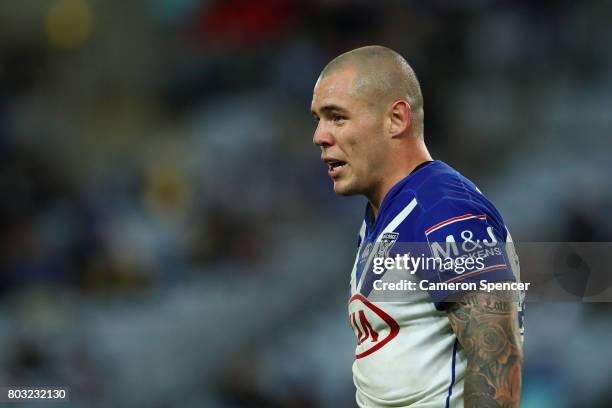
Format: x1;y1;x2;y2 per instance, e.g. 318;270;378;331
310;46;524;408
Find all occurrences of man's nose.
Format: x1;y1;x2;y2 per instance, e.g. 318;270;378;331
313;122;334;147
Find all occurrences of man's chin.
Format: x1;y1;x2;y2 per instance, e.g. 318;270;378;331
333;180;358;196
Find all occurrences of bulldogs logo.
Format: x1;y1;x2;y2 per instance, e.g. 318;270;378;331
375;232;399;259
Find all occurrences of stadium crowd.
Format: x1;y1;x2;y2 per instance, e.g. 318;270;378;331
1;0;611;406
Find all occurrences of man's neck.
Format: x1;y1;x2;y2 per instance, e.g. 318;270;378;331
367;157;433;220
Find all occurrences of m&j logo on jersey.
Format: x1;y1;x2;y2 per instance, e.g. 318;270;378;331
424;213;508;279
348;294;399;359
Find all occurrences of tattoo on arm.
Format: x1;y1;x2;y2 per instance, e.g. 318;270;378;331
447;290;523;408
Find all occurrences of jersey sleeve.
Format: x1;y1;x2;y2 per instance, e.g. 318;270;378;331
411;198;516;309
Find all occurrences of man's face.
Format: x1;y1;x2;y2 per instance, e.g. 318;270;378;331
311;69;388;197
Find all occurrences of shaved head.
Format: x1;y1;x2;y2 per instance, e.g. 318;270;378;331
311;45;433;211
319;45;424;137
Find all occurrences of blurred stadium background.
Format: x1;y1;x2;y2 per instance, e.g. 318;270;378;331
1;0;611;407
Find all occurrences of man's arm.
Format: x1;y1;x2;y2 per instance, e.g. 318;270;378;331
447;289;523;407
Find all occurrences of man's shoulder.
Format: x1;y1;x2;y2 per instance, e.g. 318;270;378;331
382;161;486;217
406;161;480;209
386;161;507;238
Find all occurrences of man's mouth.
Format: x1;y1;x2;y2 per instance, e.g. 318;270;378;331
327;159;347;172
324;158;347;178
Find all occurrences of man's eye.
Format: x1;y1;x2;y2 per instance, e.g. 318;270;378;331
332;115;345;123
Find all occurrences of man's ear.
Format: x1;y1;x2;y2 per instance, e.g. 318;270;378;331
388;100;411;137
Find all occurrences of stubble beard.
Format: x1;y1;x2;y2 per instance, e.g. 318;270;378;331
333;169;370;198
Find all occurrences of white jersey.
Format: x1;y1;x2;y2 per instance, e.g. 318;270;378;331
347;161;523;407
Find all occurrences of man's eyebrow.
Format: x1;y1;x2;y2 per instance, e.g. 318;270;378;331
312;104;349;115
